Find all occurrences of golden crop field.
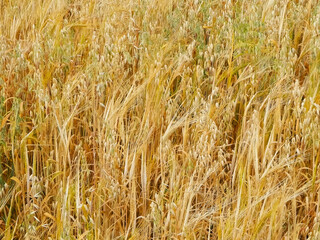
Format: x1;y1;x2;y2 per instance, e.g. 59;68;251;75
1;0;320;239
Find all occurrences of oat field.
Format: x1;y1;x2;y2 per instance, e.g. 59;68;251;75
1;0;320;239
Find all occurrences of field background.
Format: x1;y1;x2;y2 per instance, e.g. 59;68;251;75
1;0;320;239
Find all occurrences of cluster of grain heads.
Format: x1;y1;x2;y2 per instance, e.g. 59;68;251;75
1;0;320;239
